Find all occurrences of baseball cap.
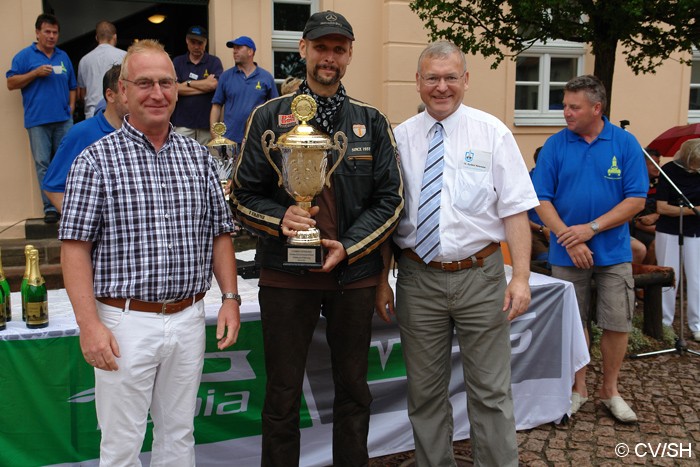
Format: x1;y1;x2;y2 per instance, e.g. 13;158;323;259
186;25;207;40
226;36;256;51
302;11;354;41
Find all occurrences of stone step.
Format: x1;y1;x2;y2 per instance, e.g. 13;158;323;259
25;217;60;240
0;238;62;268
3;264;64;291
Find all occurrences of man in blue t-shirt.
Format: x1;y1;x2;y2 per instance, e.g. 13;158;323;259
6;13;77;223
210;36;278;146
533;75;647;424
42;65;126;213
172;26;223;145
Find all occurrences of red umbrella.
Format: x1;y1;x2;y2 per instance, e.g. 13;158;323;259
647;123;700;157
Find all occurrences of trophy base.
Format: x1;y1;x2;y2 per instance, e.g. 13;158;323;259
283;244;324;268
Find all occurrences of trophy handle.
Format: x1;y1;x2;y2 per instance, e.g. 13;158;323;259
261;129;284;188
325;131;348;188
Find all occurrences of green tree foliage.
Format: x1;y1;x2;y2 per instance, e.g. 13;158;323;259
410;0;700;114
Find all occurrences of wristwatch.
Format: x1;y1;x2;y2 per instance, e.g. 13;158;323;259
589;221;600;234
186;80;192;87
221;292;242;306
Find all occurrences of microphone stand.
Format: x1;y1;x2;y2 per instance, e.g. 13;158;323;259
630;145;700;358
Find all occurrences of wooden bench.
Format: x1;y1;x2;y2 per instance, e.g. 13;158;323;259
632;264;675;339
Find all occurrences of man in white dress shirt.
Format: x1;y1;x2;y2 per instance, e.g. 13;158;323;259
377;41;538;466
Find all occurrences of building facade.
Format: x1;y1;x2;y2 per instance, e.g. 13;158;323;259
1;0;697;237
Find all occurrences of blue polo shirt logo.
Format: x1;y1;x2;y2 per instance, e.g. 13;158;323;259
606;155;622;179
255;81;262;90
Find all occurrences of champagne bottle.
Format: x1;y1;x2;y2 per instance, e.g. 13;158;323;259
0;247;11;322
25;248;48;329
0;280;6;331
20;244;34;322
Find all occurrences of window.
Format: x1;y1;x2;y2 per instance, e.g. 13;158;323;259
689;50;700;123
271;0;317;85
514;41;585;126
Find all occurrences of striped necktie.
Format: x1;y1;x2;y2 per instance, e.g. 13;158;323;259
415;122;444;262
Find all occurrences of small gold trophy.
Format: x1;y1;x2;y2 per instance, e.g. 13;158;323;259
262;94;348;268
207;122;239;201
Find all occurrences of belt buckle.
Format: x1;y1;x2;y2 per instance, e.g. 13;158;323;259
161;299;177;314
440;261;460;272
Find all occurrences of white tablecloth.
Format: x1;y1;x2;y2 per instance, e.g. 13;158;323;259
0;253;589;467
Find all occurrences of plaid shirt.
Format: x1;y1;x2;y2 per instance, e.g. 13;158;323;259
59;118;234;302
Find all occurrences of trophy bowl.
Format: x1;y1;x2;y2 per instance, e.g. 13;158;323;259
207;122;239;201
262;94;347;267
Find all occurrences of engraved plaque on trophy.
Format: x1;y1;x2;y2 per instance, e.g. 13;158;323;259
261;94;347;268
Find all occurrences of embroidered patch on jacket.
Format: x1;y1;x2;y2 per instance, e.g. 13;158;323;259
278;114;297;128
352;124;367;138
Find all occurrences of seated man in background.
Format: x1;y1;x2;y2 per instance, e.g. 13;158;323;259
528;146;550;263
630;147;661;264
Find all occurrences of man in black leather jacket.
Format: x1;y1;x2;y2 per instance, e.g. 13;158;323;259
233;10;403;467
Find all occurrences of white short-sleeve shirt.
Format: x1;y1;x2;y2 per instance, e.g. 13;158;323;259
393;104;538;261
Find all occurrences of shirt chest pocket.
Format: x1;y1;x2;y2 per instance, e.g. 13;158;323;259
453;166;494;215
108;173;147;212
170;174;207;217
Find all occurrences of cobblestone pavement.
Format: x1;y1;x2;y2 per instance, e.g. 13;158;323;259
370;331;700;466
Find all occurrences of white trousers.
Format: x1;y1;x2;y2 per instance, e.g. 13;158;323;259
656;232;700;331
95;299;206;467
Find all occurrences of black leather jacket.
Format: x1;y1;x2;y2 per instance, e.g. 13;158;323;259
233;91;404;285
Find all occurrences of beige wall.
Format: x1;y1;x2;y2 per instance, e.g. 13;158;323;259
0;0;693;237
1;0;44;238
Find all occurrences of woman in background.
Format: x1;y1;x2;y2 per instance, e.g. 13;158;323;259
655;139;700;341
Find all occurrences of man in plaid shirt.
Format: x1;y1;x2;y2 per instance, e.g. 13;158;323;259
60;39;240;466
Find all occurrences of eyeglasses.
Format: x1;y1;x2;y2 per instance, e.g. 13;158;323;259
122;78;177;91
419;73;465;86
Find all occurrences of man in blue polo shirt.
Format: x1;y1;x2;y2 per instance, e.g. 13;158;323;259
210;36;278;146
533;75;647;424
7;13;77;223
42;65;126;213
172;25;223;145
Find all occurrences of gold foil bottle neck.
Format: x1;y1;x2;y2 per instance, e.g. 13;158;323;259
27;249;45;287
23;244;35;279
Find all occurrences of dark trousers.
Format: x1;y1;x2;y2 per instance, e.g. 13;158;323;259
259;286;376;467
